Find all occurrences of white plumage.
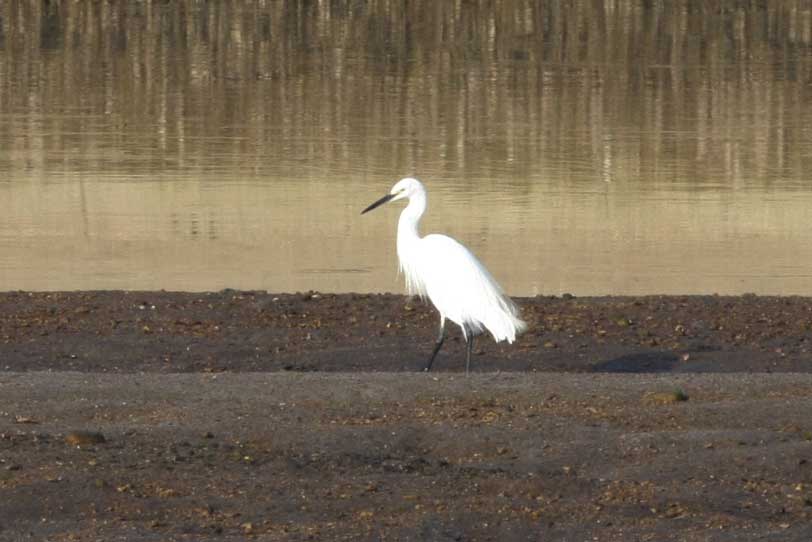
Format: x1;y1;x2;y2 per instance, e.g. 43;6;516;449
362;177;527;372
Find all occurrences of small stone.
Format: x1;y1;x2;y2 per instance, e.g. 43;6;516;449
64;431;106;447
157;487;178;498
13;416;38;424
642;390;689;405
664;503;687;518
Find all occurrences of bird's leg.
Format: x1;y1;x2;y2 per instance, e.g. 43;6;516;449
465;333;475;375
424;318;446;372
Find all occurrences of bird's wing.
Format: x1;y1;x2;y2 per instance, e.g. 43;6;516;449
418;234;526;342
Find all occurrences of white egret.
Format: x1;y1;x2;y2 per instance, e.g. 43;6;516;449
362;177;527;372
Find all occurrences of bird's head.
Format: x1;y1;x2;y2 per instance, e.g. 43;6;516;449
361;177;424;214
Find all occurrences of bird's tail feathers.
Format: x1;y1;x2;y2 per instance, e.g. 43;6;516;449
482;294;527;344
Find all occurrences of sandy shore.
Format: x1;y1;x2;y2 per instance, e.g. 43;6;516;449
1;372;812;541
2;291;812;540
2;291;812;374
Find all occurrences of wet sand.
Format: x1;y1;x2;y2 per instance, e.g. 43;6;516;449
2;291;812;541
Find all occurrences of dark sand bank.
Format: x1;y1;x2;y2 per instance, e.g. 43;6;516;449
2;373;812;541
1;290;811;373
2;291;812;541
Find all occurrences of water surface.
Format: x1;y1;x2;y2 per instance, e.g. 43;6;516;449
2;1;812;295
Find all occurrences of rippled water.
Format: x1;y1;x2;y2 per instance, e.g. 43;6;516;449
2;1;812;295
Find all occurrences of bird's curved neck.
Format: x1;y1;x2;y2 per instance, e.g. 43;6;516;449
397;192;426;245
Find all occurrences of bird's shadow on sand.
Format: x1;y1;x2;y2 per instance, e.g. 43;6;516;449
590;352;680;373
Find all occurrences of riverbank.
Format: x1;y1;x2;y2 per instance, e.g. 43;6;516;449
2;372;812;541
1;291;811;373
2;291;812;541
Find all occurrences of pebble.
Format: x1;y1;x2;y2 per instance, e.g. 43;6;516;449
642;390;689;405
64;431;106;447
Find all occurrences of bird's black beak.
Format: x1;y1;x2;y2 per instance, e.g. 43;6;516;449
361;193;395;214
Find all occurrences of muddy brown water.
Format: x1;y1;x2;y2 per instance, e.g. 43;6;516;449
3;1;812;295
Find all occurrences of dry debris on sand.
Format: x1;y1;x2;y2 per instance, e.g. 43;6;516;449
1;291;812;541
1;290;812;373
